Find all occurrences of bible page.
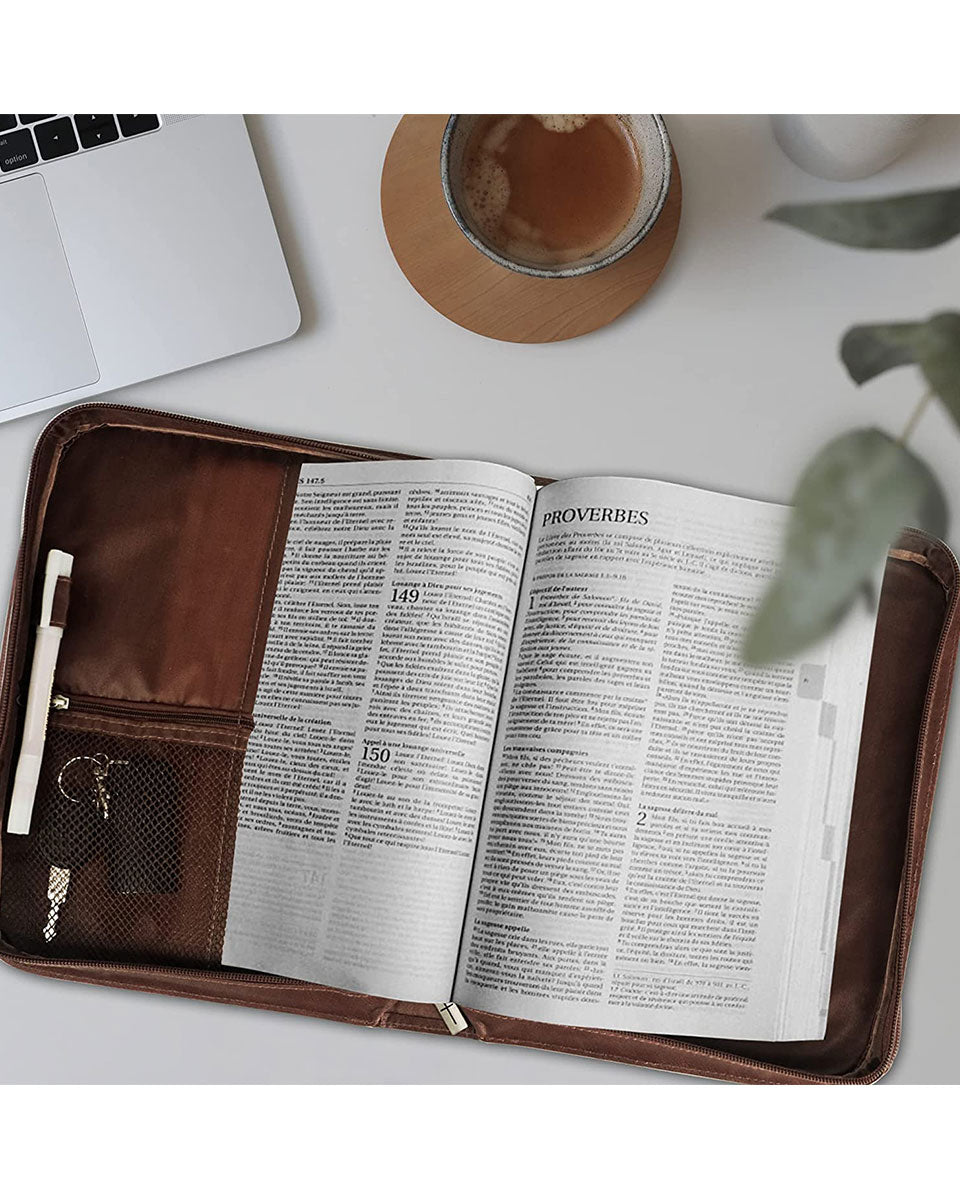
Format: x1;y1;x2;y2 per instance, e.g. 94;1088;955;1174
454;476;877;1039
222;458;536;1002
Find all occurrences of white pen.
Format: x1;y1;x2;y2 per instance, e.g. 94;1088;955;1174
6;549;74;836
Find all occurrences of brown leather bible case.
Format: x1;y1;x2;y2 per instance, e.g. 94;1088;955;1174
1;403;957;1084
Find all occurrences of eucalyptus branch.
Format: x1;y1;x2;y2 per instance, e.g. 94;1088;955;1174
899;389;935;446
744;183;958;663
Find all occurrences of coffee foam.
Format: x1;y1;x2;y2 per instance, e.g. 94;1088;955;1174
482;115;519;153
462;151;510;238
533;114;591;133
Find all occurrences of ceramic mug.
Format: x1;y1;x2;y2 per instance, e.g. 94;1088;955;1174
440;115;672;278
771;115;929;181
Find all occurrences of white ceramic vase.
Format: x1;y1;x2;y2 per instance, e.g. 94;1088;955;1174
771;115;929;181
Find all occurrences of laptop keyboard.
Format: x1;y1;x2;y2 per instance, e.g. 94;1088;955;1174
0;115;161;175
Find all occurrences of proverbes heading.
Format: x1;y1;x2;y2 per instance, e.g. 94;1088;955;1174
541;507;650;527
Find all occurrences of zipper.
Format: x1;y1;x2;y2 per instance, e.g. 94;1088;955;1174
49;691;255;730
1;410;957;1082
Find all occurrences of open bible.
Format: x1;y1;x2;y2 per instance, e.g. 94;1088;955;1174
221;457;877;1042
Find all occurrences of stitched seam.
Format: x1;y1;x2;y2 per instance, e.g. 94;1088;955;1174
51;715;248;749
465;1016;865;1082
466;1008;733;1050
240;462;292;711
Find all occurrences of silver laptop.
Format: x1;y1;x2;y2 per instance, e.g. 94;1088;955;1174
0;114;300;422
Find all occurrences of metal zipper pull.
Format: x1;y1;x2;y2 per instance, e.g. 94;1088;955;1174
435;1001;469;1035
51;692;69;710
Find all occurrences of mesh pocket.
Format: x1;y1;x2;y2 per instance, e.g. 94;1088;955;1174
1;713;248;967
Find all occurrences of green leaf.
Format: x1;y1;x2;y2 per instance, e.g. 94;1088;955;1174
742;428;948;664
841;322;924;384
841;312;960;430
767;186;960;249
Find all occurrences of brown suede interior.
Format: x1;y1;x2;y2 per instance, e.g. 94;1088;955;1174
1;406;957;1083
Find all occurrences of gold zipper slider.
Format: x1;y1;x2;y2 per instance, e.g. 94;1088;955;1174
50;693;69;711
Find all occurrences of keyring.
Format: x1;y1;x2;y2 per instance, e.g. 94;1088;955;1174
57;753;128;818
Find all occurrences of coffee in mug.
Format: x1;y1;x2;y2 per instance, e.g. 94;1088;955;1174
441;115;671;278
461;115;642;269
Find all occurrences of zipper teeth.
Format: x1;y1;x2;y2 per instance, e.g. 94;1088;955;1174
1;412;956;1083
53;693;254;728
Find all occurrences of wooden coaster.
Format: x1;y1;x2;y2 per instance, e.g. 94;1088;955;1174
381;115;682;344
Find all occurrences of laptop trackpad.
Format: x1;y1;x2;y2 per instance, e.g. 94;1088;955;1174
0;174;98;413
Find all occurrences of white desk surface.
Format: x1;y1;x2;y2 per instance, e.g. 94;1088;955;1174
1;114;958;1084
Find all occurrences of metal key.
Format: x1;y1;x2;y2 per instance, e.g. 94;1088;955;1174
39;790;103;941
38;754;122;942
44;866;73;942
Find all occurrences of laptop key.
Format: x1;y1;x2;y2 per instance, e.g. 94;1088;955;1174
0;128;39;173
74;115;119;149
18;115;55;125
0;116;16;132
34;117;79;161
117;114;160;137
